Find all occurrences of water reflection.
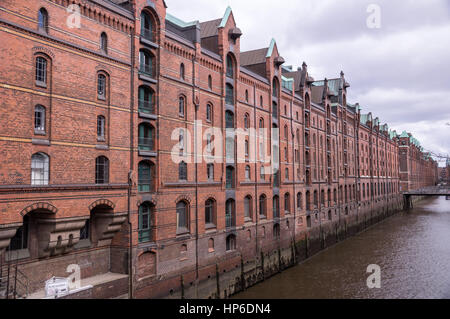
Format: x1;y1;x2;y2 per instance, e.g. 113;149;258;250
235;197;450;299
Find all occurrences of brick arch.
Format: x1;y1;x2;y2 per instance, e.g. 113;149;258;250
88;199;115;211
137;199;157;207
20;202;58;216
175;195;191;204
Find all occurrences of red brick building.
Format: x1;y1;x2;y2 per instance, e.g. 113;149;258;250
0;0;438;299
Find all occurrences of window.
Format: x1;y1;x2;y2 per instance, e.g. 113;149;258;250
260;166;265;180
284;193;290;213
245;165;250;180
226;234;236;251
97;74;106;99
226;166;234;189
207;163;214;180
179;161;187;180
244;113;249;130
297;192;302;210
31;152;49;185
141;11;153;41
273;224;280;239
35;57;47;85
139;50;153;76
285;167;289;180
100;32;107;53
95;156;109;184
272;79;278;98
226;55;234;78
179;130;184;155
34;105;45;133
138;161;153;192
206;103;212;122
38;8;48;32
180;63;185;80
244;195;252;220
138;123;154;151
8;215;29;251
225;84;234;105
205;198;215;226
176;201;189;232
208;75;212;90
245;140;249;157
139;203;153;242
225;111;234;129
80;219;90;241
245;90;249;102
97;115;105;140
179;96;185;117
259;194;267;217
273;195;280;218
260;96;263;107
139;86;154;114
225;199;235;227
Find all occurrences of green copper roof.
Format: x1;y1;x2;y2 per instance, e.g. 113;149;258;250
266;38;276;58
400;131;409;138
374;117;379;126
219;6;232;28
360;114;369;124
166;13;199;28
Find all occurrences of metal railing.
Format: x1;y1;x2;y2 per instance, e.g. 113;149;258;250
138;100;155;114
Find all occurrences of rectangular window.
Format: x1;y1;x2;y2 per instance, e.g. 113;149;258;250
35;57;47;85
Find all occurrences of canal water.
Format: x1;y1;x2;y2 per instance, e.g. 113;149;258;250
235;196;450;299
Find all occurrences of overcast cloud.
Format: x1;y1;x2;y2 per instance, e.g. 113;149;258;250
166;0;450;166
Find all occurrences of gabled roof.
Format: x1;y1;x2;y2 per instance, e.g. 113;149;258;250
166;13;199;28
400;131;410;138
240;48;268;66
200;6;233;39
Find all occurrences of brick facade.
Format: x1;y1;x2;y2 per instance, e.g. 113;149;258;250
0;0;438;298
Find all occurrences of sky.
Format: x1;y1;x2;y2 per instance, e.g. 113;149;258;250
165;0;450;166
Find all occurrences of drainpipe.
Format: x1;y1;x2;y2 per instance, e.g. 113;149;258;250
127;3;136;299
193;48;199;288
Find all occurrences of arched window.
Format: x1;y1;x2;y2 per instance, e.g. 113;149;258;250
138;86;154;114
208;75;212;90
31;152;49;185
97;115;105;140
138;161;153;192
138;202;154;242
179;96;185;117
284;193;290;213
95;156;109;184
97;73;106;99
35;57;47;85
225;199;235;227
226;55;234;78
244;113;250;130
260;96;263;107
34;105;46;133
139;50;153;76
100;32;108;53
273;195;280;218
259;194;267;217
226;234;236;251
245;90;249;102
272;79;278;98
245;140;249;157
38;8;48;32
305;191;311;210
260;166;265;180
141;11;153;41
245;165;250;180
225;83;234;105
205;198;216;226
284;125;288;140
206;103;212;122
226;166;234;189
244;195;252;220
273;224;280;239
297;192;302;210
285;167;289;180
138;123;154;151
176;201;189;232
180;63;185;80
179;161;187;180
225;110;234;129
